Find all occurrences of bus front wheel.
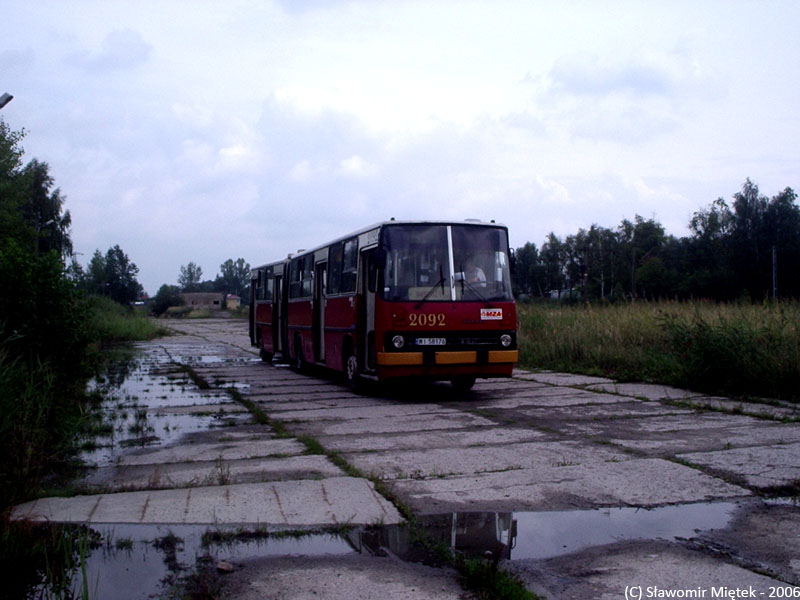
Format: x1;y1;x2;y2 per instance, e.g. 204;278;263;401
451;376;476;392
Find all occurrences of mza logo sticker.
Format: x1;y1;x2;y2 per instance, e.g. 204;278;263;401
480;308;503;320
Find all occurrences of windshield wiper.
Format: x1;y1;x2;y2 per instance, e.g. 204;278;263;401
459;264;492;306
415;265;446;308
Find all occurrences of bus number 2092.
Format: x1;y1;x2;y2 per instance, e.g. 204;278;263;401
409;313;446;327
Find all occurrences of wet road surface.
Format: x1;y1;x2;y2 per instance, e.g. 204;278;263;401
12;317;800;599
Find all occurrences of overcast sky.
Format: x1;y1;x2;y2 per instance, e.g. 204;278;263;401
2;1;798;294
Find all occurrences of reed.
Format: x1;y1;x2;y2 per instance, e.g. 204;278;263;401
517;300;800;401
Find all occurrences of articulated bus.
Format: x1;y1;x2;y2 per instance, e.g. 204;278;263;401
249;220;518;390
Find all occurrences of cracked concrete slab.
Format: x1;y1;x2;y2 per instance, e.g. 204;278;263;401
678;442;800;489
83;455;343;490
13;477;402;526
515;370;616;386
318;427;550;453
390;458;751;512
512;539;783;600
118;438;308;466
345;440;625;480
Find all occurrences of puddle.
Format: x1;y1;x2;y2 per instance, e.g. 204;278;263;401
360;501;741;562
82;349;240;467
24;523;355;600
166;353;259;365
23;501;745;599
509;502;739;559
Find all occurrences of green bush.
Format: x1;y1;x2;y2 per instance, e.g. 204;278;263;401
87;295;168;342
0;240;92;385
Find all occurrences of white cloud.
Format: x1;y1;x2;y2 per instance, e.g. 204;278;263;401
70;29;152;71
338;155;373;178
1;0;798;293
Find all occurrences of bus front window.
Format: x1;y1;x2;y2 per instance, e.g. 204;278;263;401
382;225;451;302
380;224;514;302
452;225;513;301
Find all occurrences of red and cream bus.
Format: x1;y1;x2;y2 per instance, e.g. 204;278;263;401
249;220;517;390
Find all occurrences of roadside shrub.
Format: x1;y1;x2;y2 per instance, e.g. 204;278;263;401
0;240;92;384
151;284;184;316
88;295;167;341
165;305;193;317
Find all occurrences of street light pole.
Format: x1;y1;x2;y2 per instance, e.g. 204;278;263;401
0;93;13;110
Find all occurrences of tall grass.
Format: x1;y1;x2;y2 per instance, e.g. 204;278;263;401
517;300;800;401
0;354;81;509
88;295;169;342
1;296;168;511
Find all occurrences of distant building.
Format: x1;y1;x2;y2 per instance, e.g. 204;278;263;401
180;292;225;310
226;294;241;309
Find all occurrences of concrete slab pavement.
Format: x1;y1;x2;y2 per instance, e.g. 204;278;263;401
13;477;402;526
12;318;800;599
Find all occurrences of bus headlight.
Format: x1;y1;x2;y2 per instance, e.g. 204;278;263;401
392;335;405;349
500;334;512;347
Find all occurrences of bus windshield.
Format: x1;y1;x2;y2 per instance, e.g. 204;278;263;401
381;224;513;302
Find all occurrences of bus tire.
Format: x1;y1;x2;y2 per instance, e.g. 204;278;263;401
293;336;306;373
451;376;476;392
344;349;361;393
259;346;272;363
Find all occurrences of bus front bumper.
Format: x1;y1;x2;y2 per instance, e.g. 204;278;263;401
377;350;518;367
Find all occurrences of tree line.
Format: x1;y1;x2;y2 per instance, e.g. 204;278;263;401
150;258;251;315
512;179;800;302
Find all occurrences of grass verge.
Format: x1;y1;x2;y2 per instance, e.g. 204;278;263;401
518;300;800;401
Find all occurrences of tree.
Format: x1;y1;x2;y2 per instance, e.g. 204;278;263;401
85;249;107;296
104;245;142;305
0;118;90;381
82;245;142;305
151;284;184;316
217;258;250;297
20;159;72;257
730;178;769;298
539;233;566;296
619;216;666;299
765;187;800;298
0;118;92;507
178;262;203;291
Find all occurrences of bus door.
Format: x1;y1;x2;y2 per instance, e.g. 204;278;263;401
361;248;378;372
273;275;283;357
313;261;327;362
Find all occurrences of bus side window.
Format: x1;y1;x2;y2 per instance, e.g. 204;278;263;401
367;250;379;293
328;242;343;295
341;238;358;294
265;267;274;300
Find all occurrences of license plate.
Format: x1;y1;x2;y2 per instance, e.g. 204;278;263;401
416;338;446;346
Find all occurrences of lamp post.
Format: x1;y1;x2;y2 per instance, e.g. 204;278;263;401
0;93;12;110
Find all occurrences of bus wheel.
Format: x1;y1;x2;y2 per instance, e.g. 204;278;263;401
293;338;306;373
344;351;361;392
451;376;476;392
259;346;272;363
